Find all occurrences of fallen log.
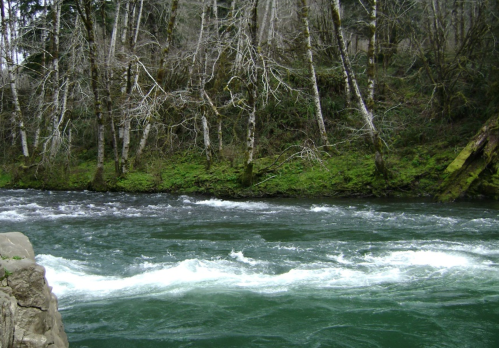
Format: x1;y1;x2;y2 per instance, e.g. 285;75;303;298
436;116;499;202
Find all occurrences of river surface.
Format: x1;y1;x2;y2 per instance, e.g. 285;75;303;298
0;189;498;347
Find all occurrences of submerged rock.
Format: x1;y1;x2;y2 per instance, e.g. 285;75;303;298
0;232;68;348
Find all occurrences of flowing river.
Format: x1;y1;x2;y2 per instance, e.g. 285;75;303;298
1;189;498;347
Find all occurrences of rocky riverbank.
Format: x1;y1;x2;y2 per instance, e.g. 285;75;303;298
0;232;68;348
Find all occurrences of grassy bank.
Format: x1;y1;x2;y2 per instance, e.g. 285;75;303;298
2;141;485;199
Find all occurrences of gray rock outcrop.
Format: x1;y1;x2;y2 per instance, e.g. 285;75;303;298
0;232;68;348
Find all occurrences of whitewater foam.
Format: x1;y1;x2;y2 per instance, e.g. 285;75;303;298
195;198;271;210
229;250;262;266
364;250;470;268
310;205;345;214
0;210;26;221
36;246;495;302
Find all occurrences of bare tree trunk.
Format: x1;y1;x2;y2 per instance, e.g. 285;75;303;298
331;0;387;177
188;0;207;88
103;0;122;174
76;0;106;189
202;111;212;168
299;0;328;146
33;0;48;152
194;0;212;168
156;0;179;87
343;68;351;107
135;122;151;163
49;0;62;159
265;0;277;51
259;0;271;45
204;90;223;153
1;0;29;160
120;0;131;172
242;0;259;187
366;0;377;111
123;0;145;173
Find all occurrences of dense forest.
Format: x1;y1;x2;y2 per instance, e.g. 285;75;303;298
0;0;498;199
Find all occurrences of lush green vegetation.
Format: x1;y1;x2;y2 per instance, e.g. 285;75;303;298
1;0;498;200
3;135;494;199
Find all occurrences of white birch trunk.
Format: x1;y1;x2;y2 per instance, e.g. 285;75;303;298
218;119;223;153
343;67;351;107
259;0;271;45
299;0;328;146
201;63;212;168
199;6;212;168
120;0;130;95
133;0;143;46
58;78;69;130
366;0;377;110
49;0;62;159
242;0;259;186
204;90;223;153
189;0;212;167
188;0;207;87
135;122;151;161
123;0;145;173
50;80;70;160
266;0;277;50
331;0;387;176
108;0;121;65
105;0;122;174
202;113;212;167
33;0;48;151
1;0;29;158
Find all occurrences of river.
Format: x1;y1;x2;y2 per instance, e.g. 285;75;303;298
1;189;498;347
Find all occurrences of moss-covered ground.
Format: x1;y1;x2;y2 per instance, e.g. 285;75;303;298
0;142;472;199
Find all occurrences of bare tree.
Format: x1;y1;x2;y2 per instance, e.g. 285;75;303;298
49;0;62;159
134;0;179;166
76;0;106;188
298;0;329;146
414;0;489;119
121;0;145;173
366;0;377;111
241;0;260;186
33;0;49;153
103;0;122;174
331;0;387;177
1;0;29;159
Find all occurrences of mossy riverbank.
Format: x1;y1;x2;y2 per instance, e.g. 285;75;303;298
2;142;497;200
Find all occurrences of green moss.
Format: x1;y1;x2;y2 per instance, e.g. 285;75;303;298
116;172;156;192
0;139;487;199
0;169;12;187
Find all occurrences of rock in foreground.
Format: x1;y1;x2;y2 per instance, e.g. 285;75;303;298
0;232;68;348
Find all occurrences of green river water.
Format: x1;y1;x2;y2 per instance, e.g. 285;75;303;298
1;189;498;347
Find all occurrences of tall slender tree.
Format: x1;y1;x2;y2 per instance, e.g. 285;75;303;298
49;0;62;159
241;0;260;186
366;0;377;111
103;0;122;174
1;0;29;160
331;0;387;177
75;0;106;188
298;0;329;146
